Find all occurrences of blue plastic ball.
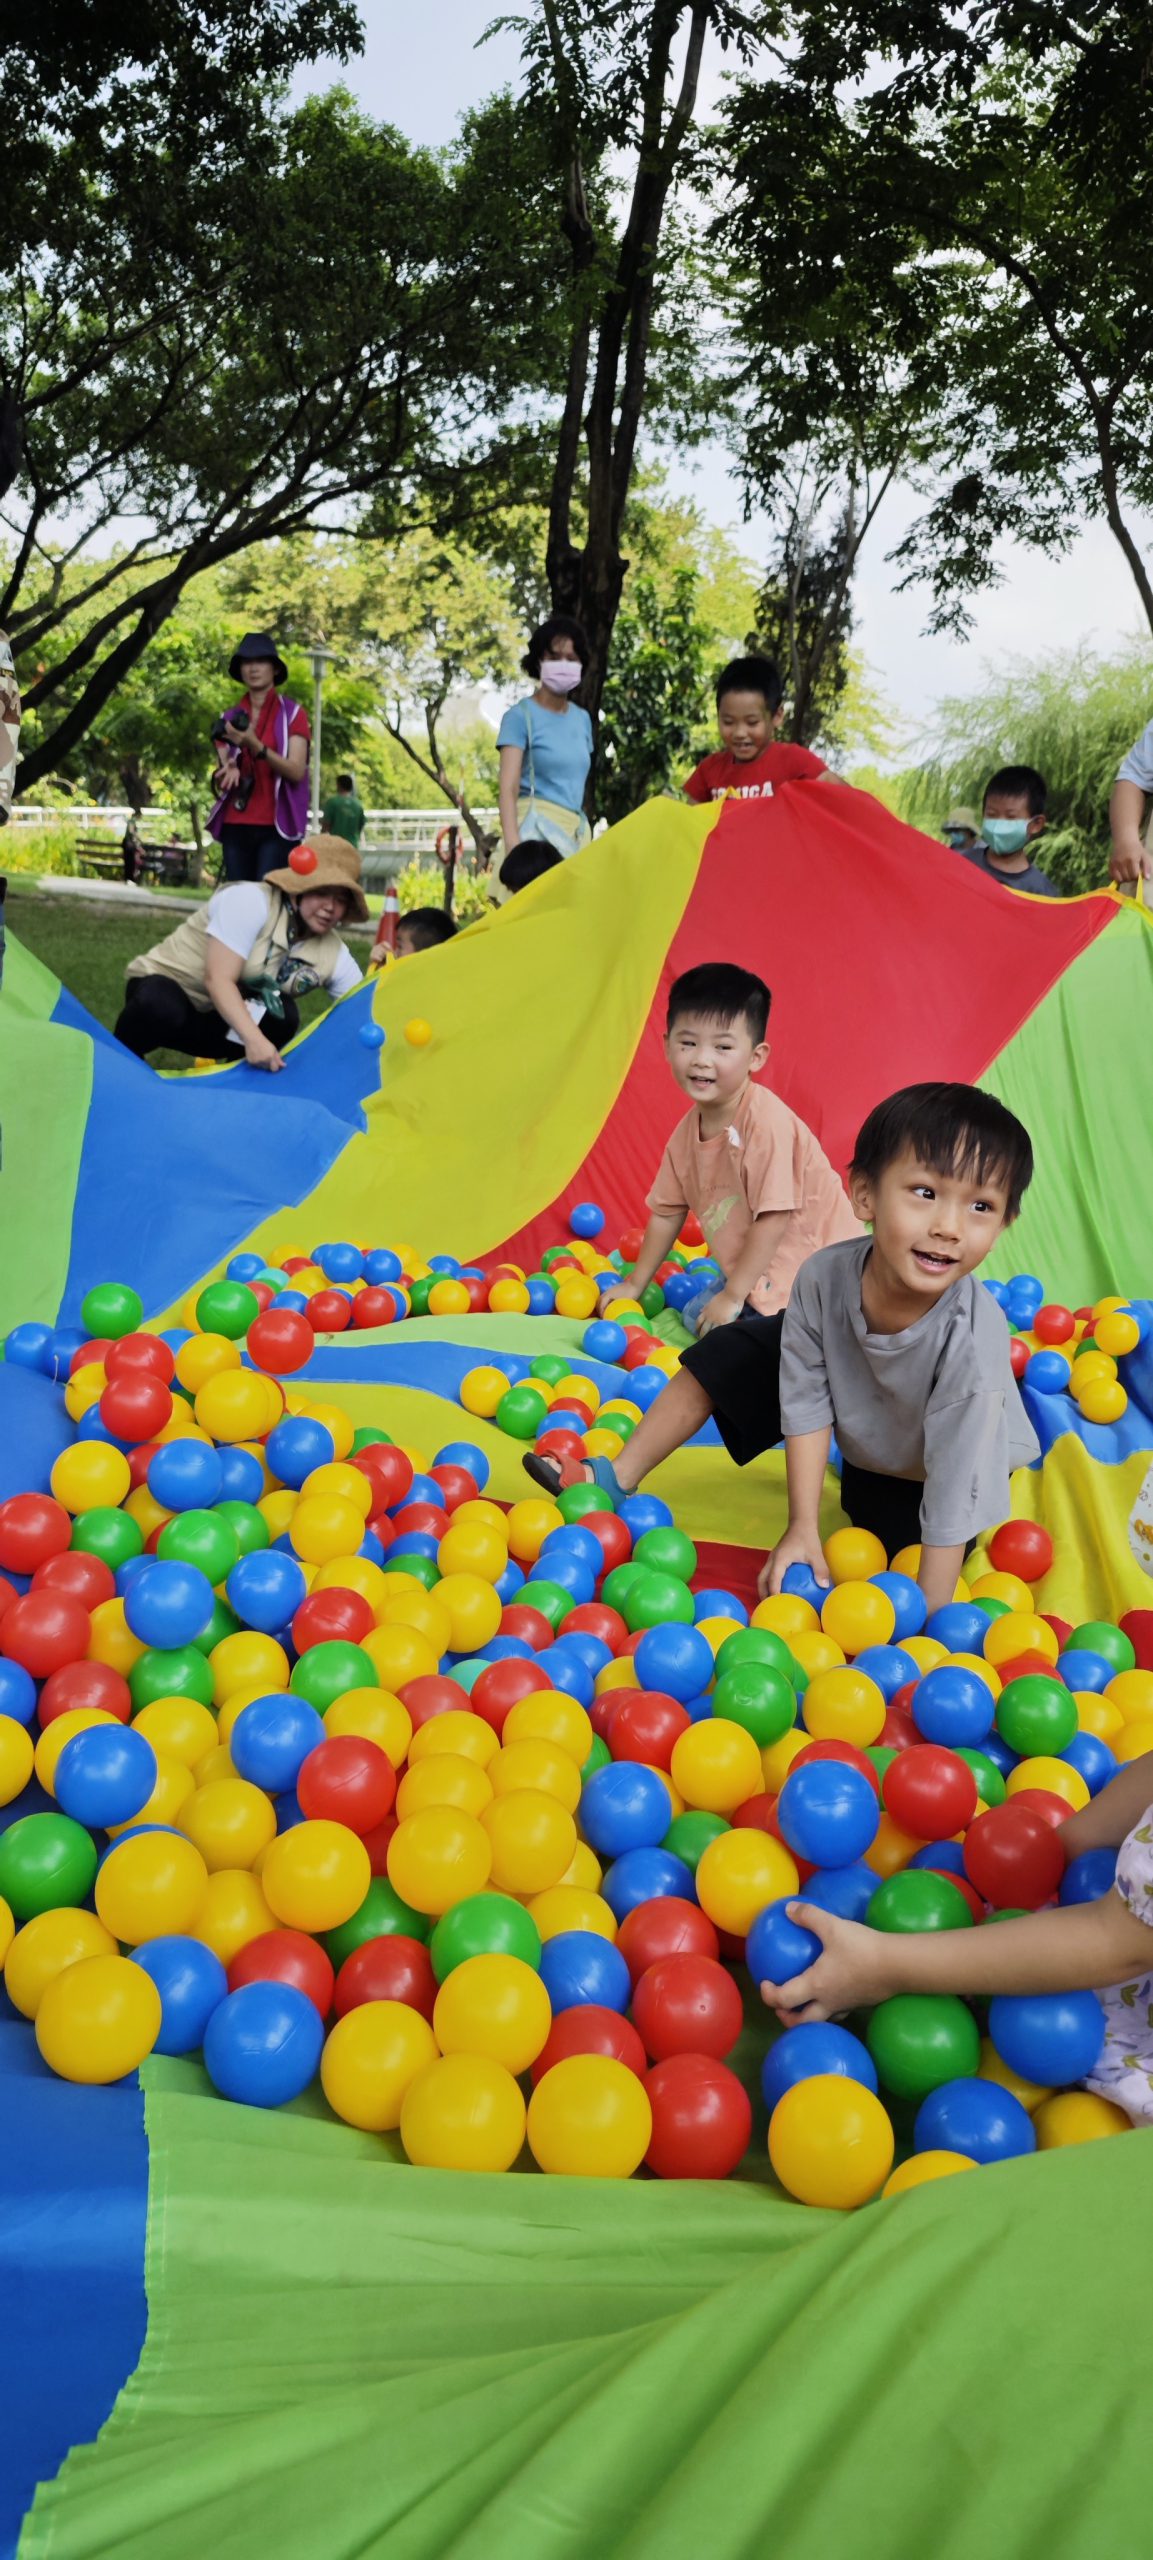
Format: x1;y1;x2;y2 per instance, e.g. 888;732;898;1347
494;1560;526;1606
632;1621;714;1704
4;1322;55;1372
435;1440;489;1489
55;1724;158;1829
866;1572;926;1640
266;1415;337;1488
45;1329;87;1382
978;1728;1018;1777
1024;1349;1074;1395
203;1981;325;2108
600;1847;697;1921
553;1630;611;1680
761;2019;878;2112
692;1588;749;1626
493;1354;533;1386
914;2076;1036;2163
226;1548;308;1635
123;1559;215;1649
852;1644;920;1701
570;1203;605;1240
909;1840;967;1876
147;1439;225;1513
982;1277;1010;1309
989;1989;1106;2087
388;1532;439;1563
580;1763;672;1858
532;1641;594;1706
315;1242;364;1283
542;1524;604;1576
218;1447;266;1504
230;1693;326;1794
624;1364;669;1412
746;1897;821;1990
1055;1649;1114;1694
131;1935;228;2055
1059;1846;1119;1906
912;1663;996;1748
923;1601;991;1654
582;1319;628;1365
781;1561;829;1612
1060;1730;1118;1796
801;1861;878;1923
660;1270;698;1313
359;1020;386;1050
275;1789;306;1833
525;1279;556;1315
777;1762;880;1868
405;1473;443;1510
226;1254;266;1283
539;1931;631;2014
617;1494;672;1540
364;1248;403;1286
0;1659;37;1727
527;1551;595;1606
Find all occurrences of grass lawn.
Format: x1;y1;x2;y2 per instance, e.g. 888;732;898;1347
5;888;376;1070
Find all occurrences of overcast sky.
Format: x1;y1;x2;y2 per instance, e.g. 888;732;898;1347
293;0;1153;744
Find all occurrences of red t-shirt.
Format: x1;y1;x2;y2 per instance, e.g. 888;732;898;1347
684;742;826;802
232;690;311;827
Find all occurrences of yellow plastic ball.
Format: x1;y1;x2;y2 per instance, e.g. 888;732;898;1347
403;1017;432;1048
760;1727;812;1792
191;1367;273;1444
1108;1717;1153;1767
696;1827;799;1937
85;1598;147;1676
1076;1378;1129;1426
386;1807;492;1915
287;1493;366;1565
802;1665;887;1746
302;1461;374;1519
558;1841;603;1891
491;1738;582;1812
977;2035;1050;2114
396;1754;494;1820
752;1593;820;1639
0;1717;35;1806
584;1427;624;1462
769;2072;894;2208
459;1367;510;1420
502;1693;592;1765
179;1777;277;1871
594;1658;639;1696
192;1869;275;1965
553;1374;600;1416
427;1278;472;1316
400;2053;526;2171
528;1884;617;1943
210;1631;290;1711
527;2055;652;2178
259;1490;299;1541
376;1580;452;1654
949;1652;1001;1698
5;1907;118;2019
554;1276;600;1320
175;1333;240;1392
312;1555;389;1612
1069;1350;1117;1396
504;1498;564;1565
1004;1756;1089;1810
262;1820;371;1932
1034;2090;1132;2147
790;1631;846;1680
124;1484;172;1542
437;1522;508;1583
106;1751;195;1837
820;1580;896;1657
36;1953;162;2085
409;1710;498;1769
95;1831;209;1945
194;1744;238;1788
823;1526;888;1584
981;1611;1059;1670
882;2150;977;2198
1094;1310;1140;1358
50;1440;132;1514
324;1688;412;1763
0;1898;13;1968
1074;1692;1124;1743
433;1953;552;2074
481;1790;576;1896
450;1498;509;1539
362;1623;439;1693
900;1635;949;1675
489;1277;530;1314
695;1615;745;1657
969;1570;1035;1613
64;1362;107;1421
1106;1670;1153;1725
34;1707;117;1796
670;1719;763;1815
131;1697;222;1770
319;2003;438;2133
435;1572;503;1655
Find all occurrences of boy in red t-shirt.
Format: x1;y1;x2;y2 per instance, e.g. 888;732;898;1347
684;654;834;802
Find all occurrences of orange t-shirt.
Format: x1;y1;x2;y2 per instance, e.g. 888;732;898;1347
647;1081;862;1316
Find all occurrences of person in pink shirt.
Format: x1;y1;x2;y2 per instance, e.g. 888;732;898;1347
523;962;860;1501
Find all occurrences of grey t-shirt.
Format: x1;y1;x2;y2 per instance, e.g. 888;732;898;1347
960;843;1060;899
1118;718;1153;793
779;1238;1040;1546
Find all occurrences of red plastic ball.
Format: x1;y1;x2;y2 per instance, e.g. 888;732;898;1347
731;1791;780;1832
616;1896;720;1985
793;1737;883;1797
366;1514;397;1554
1120;1610;1153;1673
104;1333;176;1382
98;1371;173;1443
228;1928;334;2015
1007;1788;1077;1831
1032;1305;1075;1346
38;1658;132;1725
33;1550;117;1610
1042;1614;1073;1649
607;1690;690;1768
918;1864;986;1924
289;843;318;874
296;1734;397;1833
631;1954;744;2061
564;1601;628;1650
352;1445;413;1509
530;2004;648;2085
621;1339;657;1373
535;1430;590;1472
429;1466;480;1514
881;1701;919;1748
498;1605;554;1654
678;1216;704;1248
1008;1337;1029;1380
398;1674;473;1733
644;2053;752;2179
306;1290;353;1334
334;1934;437;2022
963;1802;1065;1908
994;1651;1061;1687
248;1283;276;1314
350;1288;397;1331
987;1518;1054;1582
292;1588;374;1652
0;1575;16;1626
463;1277;490;1314
471;1656;552;1736
127;1442;162;1489
246;1309;315;1375
618;1228;647;1264
759;1796;816;1881
571;1513;632;1576
391;1502;450;1541
883;1743;978;1841
69;1338;112;1375
1;1589;91;1677
0;1494;73;1576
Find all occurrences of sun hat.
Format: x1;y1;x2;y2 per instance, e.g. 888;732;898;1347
264;834;370;926
228;630;289;685
943;806;980;835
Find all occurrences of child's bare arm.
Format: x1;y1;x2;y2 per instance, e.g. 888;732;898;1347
759;1887;1153;2026
758;1427;832;1598
601;1208;684;1312
697;1209;790;1332
1061;1755;1153;1859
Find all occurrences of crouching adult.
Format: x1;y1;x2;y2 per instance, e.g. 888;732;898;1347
114;836;366;1071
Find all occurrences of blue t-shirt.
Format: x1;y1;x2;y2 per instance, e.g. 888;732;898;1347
497;696;593;816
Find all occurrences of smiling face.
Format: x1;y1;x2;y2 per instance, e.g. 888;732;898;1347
717;687;778;762
298;886;350;933
850;1146;1011;1312
665;1009;768;1118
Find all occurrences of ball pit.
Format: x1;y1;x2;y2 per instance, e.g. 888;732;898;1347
0;1259;1146;2208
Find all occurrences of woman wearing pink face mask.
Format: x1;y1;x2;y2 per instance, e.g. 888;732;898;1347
495;616;594;894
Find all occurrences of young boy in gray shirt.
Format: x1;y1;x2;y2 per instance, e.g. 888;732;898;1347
765;1081;1039;1617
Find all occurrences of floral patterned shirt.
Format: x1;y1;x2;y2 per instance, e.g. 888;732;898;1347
1084;1808;1153;2124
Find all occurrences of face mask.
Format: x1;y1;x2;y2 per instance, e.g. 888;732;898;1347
540;659;582;695
983;818;1030;857
941;829;968;849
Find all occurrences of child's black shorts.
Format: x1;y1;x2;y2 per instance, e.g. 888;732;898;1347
680;1307;929;1559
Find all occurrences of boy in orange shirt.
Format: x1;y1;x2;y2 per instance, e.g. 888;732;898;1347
524;962;860;1500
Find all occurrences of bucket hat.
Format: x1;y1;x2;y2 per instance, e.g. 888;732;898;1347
264;833;369;926
229;630;289;685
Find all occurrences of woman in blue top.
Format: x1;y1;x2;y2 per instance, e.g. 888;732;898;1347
496;616;594;890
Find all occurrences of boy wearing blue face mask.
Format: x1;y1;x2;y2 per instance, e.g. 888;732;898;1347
961;765;1059;898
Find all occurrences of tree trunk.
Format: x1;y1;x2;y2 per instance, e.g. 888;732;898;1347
187;795;206;886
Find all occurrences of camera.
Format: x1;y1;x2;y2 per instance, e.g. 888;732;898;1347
211;706;253;810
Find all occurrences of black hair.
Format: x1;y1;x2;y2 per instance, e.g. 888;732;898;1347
850;1082;1034;1220
523;614;589;679
499;840;563;895
984;764;1047;817
397;906;457;950
715;653;783;715
666;962;771;1046
337;772;354;792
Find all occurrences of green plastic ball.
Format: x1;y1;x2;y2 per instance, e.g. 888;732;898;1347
520;1580;574;1632
622;1569;695;1632
407;1276;436;1316
956;1746;1006;1807
323;1877;429;1964
634;1524;698;1581
495;1386;549;1440
291;1639;377;1711
639;1283;665;1318
715;1626;798;1686
600;1562;647;1612
598;1409;636;1441
0;1813;99;1920
972;1595;1012;1621
215;1499;270;1559
1067;1621;1135;1676
382;1552;440;1591
429;1891;542;1982
71;1507;145;1568
711;1663;796;1748
664;1809;730;1871
557;1484;614;1523
866;1871;975;1934
194;1280;260;1340
996;1672;1077;1759
350;1427;393;1455
129;1644;216;1712
865;1746;899;1784
194;1596;242;1654
581;1736;612;1781
157;1509;240;1583
866;1993;980;2100
529;1355;571;1385
80;1281;144;1340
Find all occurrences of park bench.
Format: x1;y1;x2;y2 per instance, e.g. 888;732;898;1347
75;837;215;887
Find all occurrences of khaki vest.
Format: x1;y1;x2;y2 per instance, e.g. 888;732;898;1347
125;887;346;1012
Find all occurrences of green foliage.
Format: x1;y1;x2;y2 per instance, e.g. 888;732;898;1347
1;828;82;878
392;857;492;927
597;570;712;821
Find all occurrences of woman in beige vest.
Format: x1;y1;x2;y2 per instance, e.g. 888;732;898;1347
114;836;367;1071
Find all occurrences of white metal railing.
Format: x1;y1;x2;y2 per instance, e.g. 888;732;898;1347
8;805;498;859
